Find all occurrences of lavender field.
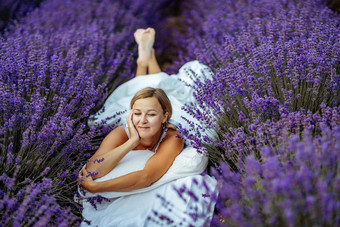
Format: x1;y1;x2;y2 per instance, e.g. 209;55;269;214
1;0;339;226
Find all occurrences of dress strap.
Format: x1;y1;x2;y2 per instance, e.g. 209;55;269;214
123;123;130;138
153;128;168;153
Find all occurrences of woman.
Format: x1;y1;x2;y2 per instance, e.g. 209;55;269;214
78;28;217;226
79;86;184;192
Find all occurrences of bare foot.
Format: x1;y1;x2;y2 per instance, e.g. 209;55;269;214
134;28;145;45
136;28;155;67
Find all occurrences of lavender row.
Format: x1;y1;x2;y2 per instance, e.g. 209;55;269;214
170;0;340;226
176;0;339;164
0;0;175;225
210;124;340;226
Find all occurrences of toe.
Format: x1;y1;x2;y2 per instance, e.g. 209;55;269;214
135;29;144;35
149;28;155;34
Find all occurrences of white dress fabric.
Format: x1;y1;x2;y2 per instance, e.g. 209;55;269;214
81;61;218;226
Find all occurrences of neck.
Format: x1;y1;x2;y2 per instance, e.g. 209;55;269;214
139;129;163;151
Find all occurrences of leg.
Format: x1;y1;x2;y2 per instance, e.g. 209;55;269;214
134;28;155;77
135;58;147;76
148;48;162;74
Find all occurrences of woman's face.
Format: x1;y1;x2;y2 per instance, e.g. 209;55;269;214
131;97;168;138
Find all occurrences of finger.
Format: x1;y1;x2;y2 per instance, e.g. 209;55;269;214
127;112;133;125
83;168;88;174
81;168;88;177
127;112;135;128
129;111;133;122
78;172;83;182
77;170;84;183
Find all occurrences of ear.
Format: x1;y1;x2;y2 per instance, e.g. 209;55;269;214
162;112;169;123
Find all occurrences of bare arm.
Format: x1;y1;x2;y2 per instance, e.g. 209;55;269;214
85;112;140;179
84;125;135;179
79;130;184;193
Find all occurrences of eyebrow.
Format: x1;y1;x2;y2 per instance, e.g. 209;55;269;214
132;109;158;112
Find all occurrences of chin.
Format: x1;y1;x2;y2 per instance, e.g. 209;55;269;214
138;130;151;136
139;130;157;138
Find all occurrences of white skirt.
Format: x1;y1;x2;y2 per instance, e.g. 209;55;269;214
82;61;218;226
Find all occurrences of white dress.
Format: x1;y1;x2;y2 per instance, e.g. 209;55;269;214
80;61;218;227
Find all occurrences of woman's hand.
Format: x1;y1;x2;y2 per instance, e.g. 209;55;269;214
127;111;140;147
77;168;97;193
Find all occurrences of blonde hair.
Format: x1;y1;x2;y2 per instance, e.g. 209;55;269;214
130;87;177;130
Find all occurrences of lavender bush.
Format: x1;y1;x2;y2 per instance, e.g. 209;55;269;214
165;0;295;73
210;124;340;227
1;175;79;226
0;0;43;33
0;0;177;225
168;0;340;226
167;0;338;73
176;0;340;167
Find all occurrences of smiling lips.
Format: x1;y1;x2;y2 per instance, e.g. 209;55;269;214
138;126;150;130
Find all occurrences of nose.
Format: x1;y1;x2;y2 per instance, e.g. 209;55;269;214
140;114;148;123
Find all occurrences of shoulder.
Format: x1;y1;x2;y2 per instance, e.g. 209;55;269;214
158;128;183;155
163;128;183;140
166;128;182;139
